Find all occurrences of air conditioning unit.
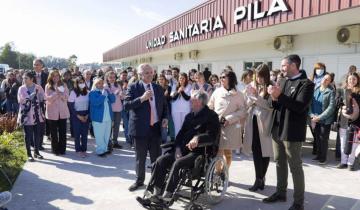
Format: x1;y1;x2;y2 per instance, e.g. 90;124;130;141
273;35;294;51
189;50;199;60
337;25;360;44
174;53;183;61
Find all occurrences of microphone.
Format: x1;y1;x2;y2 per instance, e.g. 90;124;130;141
147;84;153;101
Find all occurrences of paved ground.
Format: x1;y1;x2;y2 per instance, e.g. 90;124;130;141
6;128;360;210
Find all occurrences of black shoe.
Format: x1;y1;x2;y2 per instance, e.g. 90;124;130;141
129;182;144;192
312;157;320;162
348;165;355;171
28;156;35;162
105;150;112;155
34;153;44;159
39;146;45;151
337;163;348;169
113;143;123;149
263;192;286;203
136;196;151;207
98;153;107;157
288;203;304;210
249;179;264;192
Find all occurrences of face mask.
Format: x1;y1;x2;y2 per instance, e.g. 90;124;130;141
270;76;277;81
165;75;172;80
316;69;324;77
79;83;86;89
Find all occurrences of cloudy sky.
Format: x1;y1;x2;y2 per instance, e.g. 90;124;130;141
0;0;206;63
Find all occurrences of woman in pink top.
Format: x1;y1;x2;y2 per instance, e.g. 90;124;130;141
18;71;45;161
104;71;124;149
45;70;70;155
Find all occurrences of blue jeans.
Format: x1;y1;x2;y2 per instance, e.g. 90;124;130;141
121;110;130;143
93;121;112;154
73;114;89;152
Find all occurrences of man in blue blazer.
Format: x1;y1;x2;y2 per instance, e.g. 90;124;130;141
124;63;168;191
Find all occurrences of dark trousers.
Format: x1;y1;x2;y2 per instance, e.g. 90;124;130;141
73;116;89;152
133;124;162;184
31;122;45;147
252;117;270;180
164;152;198;193
24;124;41;157
314;123;331;162
112;112;122;144
48;119;67;155
335;131;341;159
273;139;304;205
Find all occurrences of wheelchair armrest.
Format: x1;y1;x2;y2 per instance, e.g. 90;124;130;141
161;141;175;149
197;142;213;148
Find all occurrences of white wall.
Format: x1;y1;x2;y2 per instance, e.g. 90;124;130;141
149;28;360;83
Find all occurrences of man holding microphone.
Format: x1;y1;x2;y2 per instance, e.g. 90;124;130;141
124;63;168;192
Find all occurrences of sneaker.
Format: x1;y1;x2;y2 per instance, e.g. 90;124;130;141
0;191;12;207
337;163;348;169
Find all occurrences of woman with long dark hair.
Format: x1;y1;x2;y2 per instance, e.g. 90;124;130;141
337;72;360;170
68;76;89;158
170;72;192;137
18;71;45;161
45;70;70;155
243;64;274;191
157;73;172;143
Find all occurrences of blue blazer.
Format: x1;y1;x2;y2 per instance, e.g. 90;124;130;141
89;90;115;122
124;81;168;137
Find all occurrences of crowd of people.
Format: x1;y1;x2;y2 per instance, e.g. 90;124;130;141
0;56;359;210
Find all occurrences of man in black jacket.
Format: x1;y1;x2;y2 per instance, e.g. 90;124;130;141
33;59;48;150
136;91;220;206
263;55;314;210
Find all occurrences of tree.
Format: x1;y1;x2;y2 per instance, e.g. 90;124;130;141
41;56;68;69
17;52;36;69
0;42;18;68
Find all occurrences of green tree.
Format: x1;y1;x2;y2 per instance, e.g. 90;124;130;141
17;52;36;69
0;42;18;68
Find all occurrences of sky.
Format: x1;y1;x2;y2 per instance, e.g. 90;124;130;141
0;0;206;64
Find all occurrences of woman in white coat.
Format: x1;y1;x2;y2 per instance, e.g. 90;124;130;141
243;64;274;192
208;69;247;171
170;72;192;137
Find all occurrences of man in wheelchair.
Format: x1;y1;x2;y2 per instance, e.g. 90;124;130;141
136;91;224;209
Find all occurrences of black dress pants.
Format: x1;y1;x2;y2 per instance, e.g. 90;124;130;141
252;117;270;180
314;123;331;162
133;124;162;184
48;119;67;155
150;152;199;194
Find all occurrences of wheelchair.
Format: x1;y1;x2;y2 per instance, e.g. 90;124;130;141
138;141;229;210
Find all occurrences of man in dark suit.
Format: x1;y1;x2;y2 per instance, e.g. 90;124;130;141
33;59;49;150
136;91;220;206
263;55;314;210
124;63;168;191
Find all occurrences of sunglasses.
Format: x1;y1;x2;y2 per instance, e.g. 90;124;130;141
220;76;226;79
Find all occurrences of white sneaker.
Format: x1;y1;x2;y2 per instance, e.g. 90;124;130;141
0;191;12;207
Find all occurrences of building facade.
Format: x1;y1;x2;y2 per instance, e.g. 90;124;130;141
103;0;360;82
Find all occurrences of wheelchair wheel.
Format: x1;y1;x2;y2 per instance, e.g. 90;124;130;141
204;156;228;204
